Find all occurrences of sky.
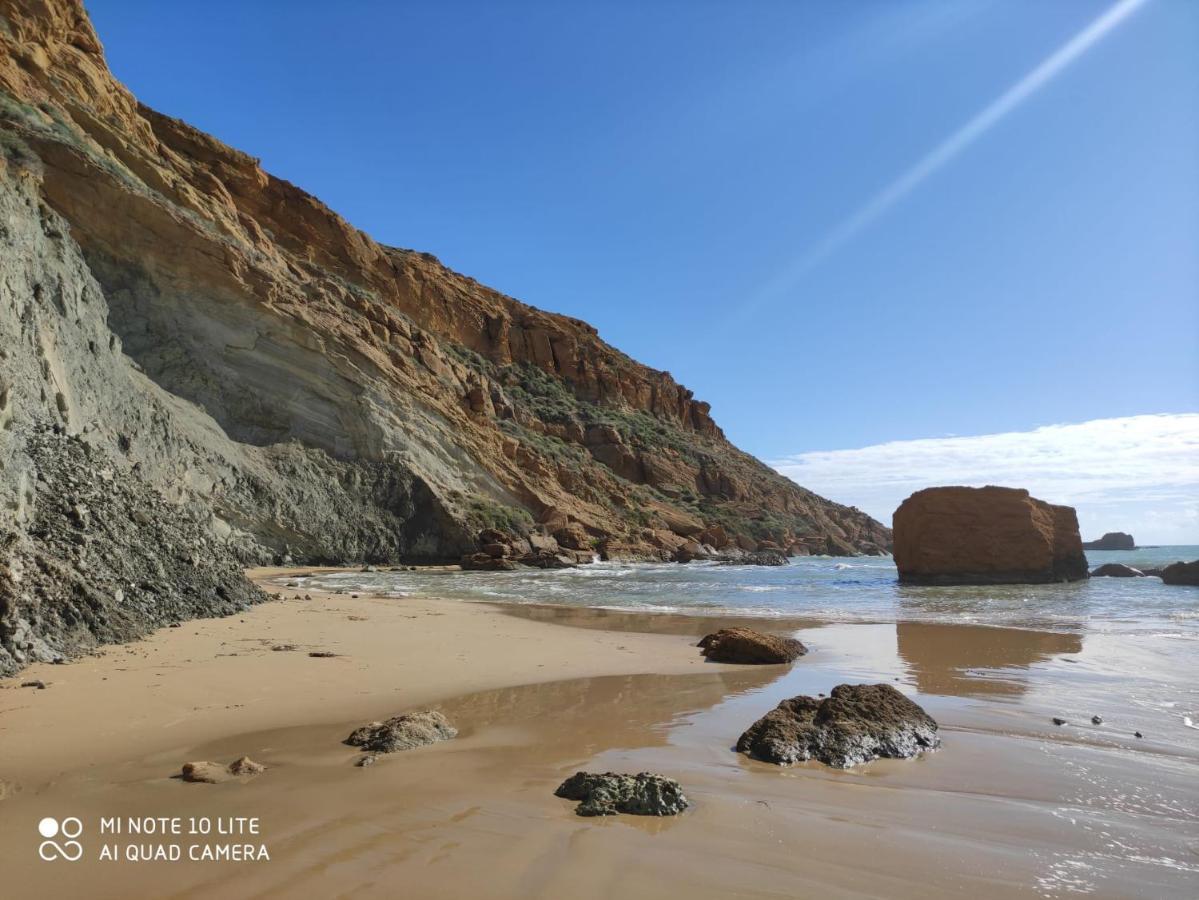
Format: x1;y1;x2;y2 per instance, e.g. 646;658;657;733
86;0;1197;541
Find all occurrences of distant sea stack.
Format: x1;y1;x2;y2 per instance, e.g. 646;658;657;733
1082;532;1135;551
892;486;1089;585
0;0;888;673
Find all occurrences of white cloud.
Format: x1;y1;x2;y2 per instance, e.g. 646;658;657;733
772;413;1199;545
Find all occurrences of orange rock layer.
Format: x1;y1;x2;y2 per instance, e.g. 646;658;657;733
892;486;1088;585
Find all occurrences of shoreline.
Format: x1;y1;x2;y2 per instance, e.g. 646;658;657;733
1;567;1195;898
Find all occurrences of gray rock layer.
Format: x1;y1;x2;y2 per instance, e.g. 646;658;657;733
737;683;940;768
554;771;689;817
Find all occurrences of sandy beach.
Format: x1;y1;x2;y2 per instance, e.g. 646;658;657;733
1;568;1195;899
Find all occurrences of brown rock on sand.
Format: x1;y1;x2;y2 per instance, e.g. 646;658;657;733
180;761;228;784
228;756;266;776
697;627;807;664
345;710;457;754
893;486;1088;585
181;757;266;782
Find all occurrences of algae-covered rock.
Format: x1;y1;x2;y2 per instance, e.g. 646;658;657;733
554;771;689;817
737;683;939;768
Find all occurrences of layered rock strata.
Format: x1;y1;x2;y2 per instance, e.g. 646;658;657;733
0;0;888;672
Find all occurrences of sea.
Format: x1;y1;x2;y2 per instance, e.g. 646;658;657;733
300;545;1199;635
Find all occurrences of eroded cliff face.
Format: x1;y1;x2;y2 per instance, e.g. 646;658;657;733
0;0;889;672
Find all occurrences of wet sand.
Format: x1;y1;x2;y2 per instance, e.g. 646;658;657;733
1;568;1196;898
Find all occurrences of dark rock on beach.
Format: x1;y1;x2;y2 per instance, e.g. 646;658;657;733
736;683;940;768
345;710;457;753
698;627;807;664
1160;560;1199;586
1091;563;1145;578
554;771;689;817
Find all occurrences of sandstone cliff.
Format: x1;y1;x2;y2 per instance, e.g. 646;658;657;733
0;0;889;672
893;486;1087;585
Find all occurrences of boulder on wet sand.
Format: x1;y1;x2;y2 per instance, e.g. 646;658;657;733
893;486;1088;585
345;710;457;753
180;761;228;784
228;756;266;776
736;683;940;768
697;627;807;664
554;772;689;817
1091;563;1145;578
1082;532;1135;551
1160;560;1199;586
181;757;266;782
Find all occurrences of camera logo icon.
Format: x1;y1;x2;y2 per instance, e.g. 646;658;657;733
38;817;83;861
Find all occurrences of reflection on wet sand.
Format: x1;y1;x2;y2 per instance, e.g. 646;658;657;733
497;601;826;637
896;622;1083;697
438;668;782;752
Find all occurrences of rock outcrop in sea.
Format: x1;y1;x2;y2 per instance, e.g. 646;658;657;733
892;486;1088;585
1082;532;1135;551
0;0;890;673
736;683;940;768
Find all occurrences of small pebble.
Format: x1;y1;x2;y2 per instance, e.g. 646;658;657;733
20;680;46;690
1134;731;1143;739
355;755;377;767
308;651;337;658
1091;715;1103;725
1052;717;1067;726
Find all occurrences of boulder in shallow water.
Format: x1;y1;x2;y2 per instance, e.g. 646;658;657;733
345;710;457;753
736;683;940;768
697;627;806;664
893;486;1088;585
554;771;689;817
1160;560;1199;586
1091;563;1145;578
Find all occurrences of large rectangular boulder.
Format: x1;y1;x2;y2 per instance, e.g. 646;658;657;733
893;486;1088;585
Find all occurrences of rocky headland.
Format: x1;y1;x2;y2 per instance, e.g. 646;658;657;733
892;486;1088;585
0;0;889;673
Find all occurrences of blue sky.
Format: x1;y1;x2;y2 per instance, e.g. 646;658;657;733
86;1;1197;539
